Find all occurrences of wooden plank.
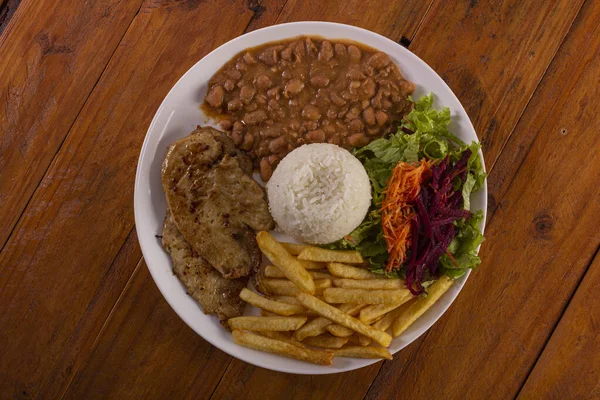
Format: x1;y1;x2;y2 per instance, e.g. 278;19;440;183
63;263;232;399
0;0;20;35
365;2;600;398
210;361;382;400
0;1;255;397
410;0;584;168
487;0;600;216
518;250;600;400
275;0;433;39
0;0;146;250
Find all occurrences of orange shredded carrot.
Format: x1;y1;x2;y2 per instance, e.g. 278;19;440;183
380;159;432;272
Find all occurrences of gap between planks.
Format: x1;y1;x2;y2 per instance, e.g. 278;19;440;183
514;242;600;399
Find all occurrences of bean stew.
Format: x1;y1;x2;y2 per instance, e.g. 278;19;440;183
203;36;415;181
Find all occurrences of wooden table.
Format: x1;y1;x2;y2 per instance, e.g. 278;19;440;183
1;0;599;398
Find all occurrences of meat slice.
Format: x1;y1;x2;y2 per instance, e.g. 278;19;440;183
162;212;246;324
162;126;274;279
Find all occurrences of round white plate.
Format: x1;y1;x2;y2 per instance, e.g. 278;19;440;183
134;22;487;374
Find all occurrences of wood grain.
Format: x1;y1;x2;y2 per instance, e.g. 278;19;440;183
518;250;600;400
0;1;254;397
275;0;434;40
63;263;232;399
487;0;600;217
410;0;584;169
0;0;145;250
365;1;600;397
0;0;20;35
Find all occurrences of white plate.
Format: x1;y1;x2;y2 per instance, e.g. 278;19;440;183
134;22;487;374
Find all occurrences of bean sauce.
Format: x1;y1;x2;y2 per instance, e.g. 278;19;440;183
203;36;415;181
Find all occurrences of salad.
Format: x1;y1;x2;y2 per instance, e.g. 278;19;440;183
328;94;486;294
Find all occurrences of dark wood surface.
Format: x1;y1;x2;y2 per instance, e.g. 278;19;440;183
1;0;598;399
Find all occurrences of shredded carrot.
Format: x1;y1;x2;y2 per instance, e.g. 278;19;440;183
380;159;432;272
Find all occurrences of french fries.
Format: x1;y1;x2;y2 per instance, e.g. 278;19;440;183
359;294;413;324
232;330;334;365
265;265;331;280
293;303;364;341
303;335;349;349
333;278;405;290
392;275;454;337
372;301;413;331
263;279;332;296
257;231;316;294
237;233;456;366
260;331;305;348
327;263;379;279
296;292;392;347
323;288;410;305
332;346;392;360
279;242;310;255
228;316;307;331
240;288;305;316
298;247;364;264
326;324;354;337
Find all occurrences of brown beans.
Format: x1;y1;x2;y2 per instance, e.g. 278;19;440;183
240;85;256;104
244;109;267;125
318;40;334;62
302;104;321;121
334;43;347;57
348;133;369;147
363;107;376;125
220;119;232;130
284;79;304;97
310;75;330;87
268;136;287;153
260;158;273;181
254;75;272;89
349;119;364;133
241;133;255;150
306;129;326;143
367;52;391;69
227;99;243;111
348;45;361;62
204;36;416;180
375;110;388;126
205;85;225;107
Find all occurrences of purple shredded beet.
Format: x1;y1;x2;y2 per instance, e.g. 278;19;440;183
402;149;474;295
401;126;415;135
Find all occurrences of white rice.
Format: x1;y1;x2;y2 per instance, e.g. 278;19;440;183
266;143;372;244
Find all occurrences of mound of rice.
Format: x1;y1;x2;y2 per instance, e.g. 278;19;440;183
266;143;372;244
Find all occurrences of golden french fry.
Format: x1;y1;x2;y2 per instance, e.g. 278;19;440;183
323;288;411;305
372;301;414;331
297;259;325;270
296;292;392;347
263;279;332;297
359;293;413;324
303;334;349;349
358;335;372;346
332;346;392;360
333;278;405;290
326;324;354;337
228;316;307;331
271;295;301;306
280;242;310;256
327;263;379;279
257;231;315;294
232;330;333;365
298;247;364;264
240;288;305;316
265;265;331;280
293;303;364;341
392;275;454;337
260;309;279;317
260;331;305;348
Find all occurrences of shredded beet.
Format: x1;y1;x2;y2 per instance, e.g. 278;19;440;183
404;150;473;294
